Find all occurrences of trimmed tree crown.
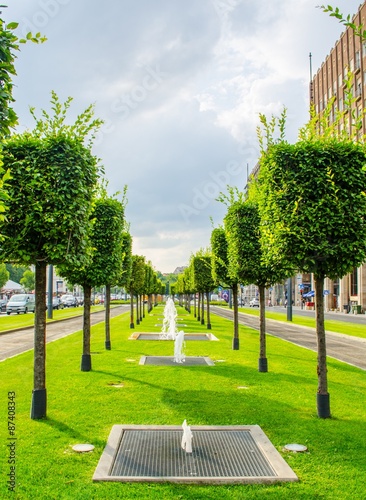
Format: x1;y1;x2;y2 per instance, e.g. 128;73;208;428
257;137;366;279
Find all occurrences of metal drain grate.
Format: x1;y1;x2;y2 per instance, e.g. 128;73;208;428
93;425;298;484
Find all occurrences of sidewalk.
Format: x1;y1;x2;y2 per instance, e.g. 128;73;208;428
211;306;366;371
0;305;129;362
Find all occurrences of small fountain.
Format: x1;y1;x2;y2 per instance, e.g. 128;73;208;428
181;419;193;453
160;298;177;340
138;298;214;366
174;330;185;364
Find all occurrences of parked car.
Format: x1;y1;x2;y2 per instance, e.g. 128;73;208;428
51;297;64;310
60;294;78;307
76;296;84;306
6;294;36;315
249;297;260;307
0;298;8;312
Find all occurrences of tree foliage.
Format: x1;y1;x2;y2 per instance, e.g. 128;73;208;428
0;262;9;288
0;11;46;227
191;249;214;293
0;94;102;267
5;263;28;283
257;139;366;281
211;227;231;287
0;14;46;138
20;269;35;292
318;5;366;39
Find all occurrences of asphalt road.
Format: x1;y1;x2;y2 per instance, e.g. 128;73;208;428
1;304;365;371
211;306;366;371
0;305;129;362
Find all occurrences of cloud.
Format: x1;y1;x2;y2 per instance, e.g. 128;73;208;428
6;0;362;273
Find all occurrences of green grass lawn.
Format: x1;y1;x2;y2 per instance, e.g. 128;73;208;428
1;305;365;499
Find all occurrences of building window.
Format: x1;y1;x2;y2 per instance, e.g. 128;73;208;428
339;97;343;111
351;267;358;296
338;74;343;87
355;51;361;70
363;41;366;57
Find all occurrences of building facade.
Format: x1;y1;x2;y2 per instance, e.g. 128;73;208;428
310;1;366;313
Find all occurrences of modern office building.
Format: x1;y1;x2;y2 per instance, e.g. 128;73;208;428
311;1;366;312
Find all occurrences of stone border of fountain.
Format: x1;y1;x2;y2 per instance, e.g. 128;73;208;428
93;424;298;484
139;356;215;366
128;332;219;341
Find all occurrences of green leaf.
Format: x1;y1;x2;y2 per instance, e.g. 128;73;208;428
6;22;19;30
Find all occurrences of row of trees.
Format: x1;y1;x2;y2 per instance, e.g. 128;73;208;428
0;14;166;420
173;101;366;419
128;255;164;329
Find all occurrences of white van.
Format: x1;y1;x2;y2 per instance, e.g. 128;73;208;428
6;294;36;315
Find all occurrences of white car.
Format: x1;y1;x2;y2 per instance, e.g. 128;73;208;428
249;298;259;307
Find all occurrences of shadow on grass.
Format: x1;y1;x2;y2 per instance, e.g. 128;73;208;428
36;416;106;447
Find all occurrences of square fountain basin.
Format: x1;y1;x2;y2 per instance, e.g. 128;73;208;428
139;356;215;366
129;333;219;341
93;425;298;484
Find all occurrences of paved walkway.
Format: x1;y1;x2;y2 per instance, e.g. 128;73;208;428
2;305;365;371
0;305;129;362
211;306;366;371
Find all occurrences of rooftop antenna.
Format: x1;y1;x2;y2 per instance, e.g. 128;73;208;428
309;52;313;81
309;52;314;105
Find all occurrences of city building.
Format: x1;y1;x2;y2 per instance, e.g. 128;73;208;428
311;1;366;313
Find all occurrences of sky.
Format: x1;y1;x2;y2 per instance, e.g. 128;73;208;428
4;0;362;273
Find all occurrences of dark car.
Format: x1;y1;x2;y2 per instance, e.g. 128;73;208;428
60;294;78;307
0;298;8;312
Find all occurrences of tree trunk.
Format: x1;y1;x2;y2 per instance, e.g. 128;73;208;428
130;289;134;328
197;293;201;321
194;294;196;317
141;295;144;320
201;292;205;325
31;260;47;419
81;284;92;371
258;284;268;372
315;276;331;418
136;294;140;325
232;285;239;350
105;284;111;350
206;292;211;329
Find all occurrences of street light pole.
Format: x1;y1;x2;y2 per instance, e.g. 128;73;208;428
287;277;293;321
